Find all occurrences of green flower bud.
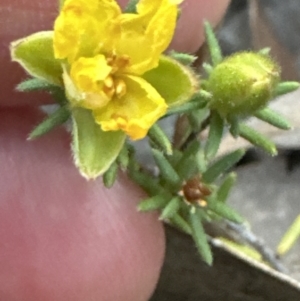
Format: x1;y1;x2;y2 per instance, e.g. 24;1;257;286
207;52;280;117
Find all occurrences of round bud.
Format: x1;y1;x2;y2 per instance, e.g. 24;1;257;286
207;52;280;117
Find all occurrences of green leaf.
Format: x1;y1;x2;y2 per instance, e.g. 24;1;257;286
196;148;207;173
138;195;169;212
207;198;244;223
228;115;240;138
274;81;300;96
216;172;237;203
17;78;58;92
50;88;69;106
117;144;130;170
160;196;182;220
143;55;198;107
277;215;300;256
205;111;224;160
238;123;277;156
168;50;197;66
103;162;119;188
176;140;200;179
72;108;125;179
165;97;207;117
189;209;213;265
128;167;164;195
170;214;192;235
28;106;70;140
204;21;223;67
254;107;291;130
11;31;62;86
148;124;173;155
17;78;68;106
202;62;214;75
202;149;245;183
188;106;210;131
152;149;181;189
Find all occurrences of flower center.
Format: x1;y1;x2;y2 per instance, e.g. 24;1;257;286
102;54;130;100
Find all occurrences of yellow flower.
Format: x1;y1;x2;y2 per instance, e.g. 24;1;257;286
53;0;182;140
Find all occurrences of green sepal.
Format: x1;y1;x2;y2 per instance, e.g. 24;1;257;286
152;149;181;189
103;161;118;188
216;172;237;203
238;124;277;156
11;31;62;86
204;21;223;67
189;209;213;265
202;149;245;183
143;55;198;107
205;111;224;160
138;194;169;212
72;108;125;179
160;196;182;220
148;124;173;155
168;50;197;66
275;81;300;97
28;106;70;140
254;107;292;130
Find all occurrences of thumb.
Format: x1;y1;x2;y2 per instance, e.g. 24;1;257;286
0;108;165;301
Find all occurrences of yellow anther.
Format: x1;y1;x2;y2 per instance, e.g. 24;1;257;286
115;56;130;70
106;54;130;74
197;200;207;207
115;78;127;98
103;84;115;99
104;75;114;88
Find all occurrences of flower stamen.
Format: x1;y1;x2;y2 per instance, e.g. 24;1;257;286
106;54;130;74
115;78;126;98
104;75;114;88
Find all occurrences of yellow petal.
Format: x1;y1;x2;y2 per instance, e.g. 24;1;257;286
54;0;121;63
93;75;168;140
69;54;113;109
116;0;181;75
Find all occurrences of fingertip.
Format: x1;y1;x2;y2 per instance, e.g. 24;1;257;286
1;0;57;106
0;108;165;301
170;0;231;53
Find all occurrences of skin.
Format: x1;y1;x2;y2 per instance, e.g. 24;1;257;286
0;0;230;300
